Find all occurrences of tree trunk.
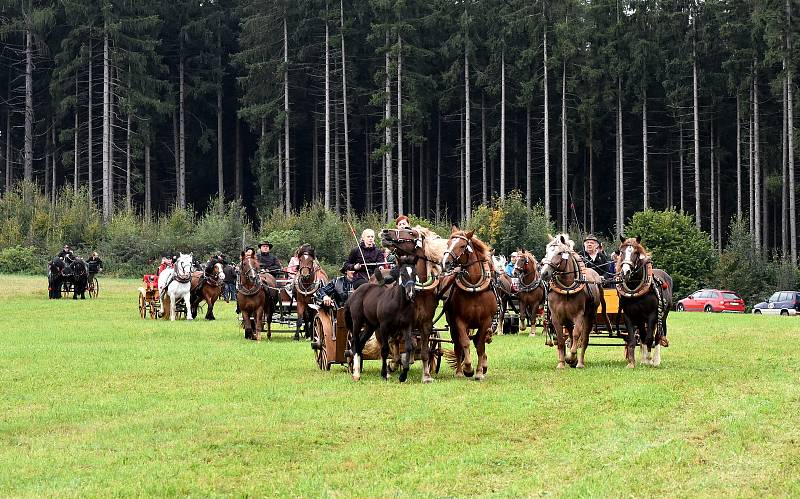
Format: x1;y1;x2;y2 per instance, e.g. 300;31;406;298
754;63;761;252
522;104;529;207
126;113;131;211
788;0;797;263
324;20;331;210
340;2;349;213
102;31;111;221
234;118;241;201
384;33;393;220
736;92;742;219
365;120;371;211
459;109;464;221
589;121;594;233
500;51;506;200
4;111;10;191
88;44;93;204
178;58;186;209
749;85;754;235
312;115;318;202
173;110;179;200
642;86;649;209
716;131;722;249
783;66;789;256
217;87;224;203
543;26;550;220
51;122;56;204
284;15;291;213
45;127;50;200
397;34;404;216
693;51;701;229
74;73;79;195
24;28;33;183
617;78;624;234
679;121;684;212
142;141;150;221
334;101;340;214
561;60;567;231
482;95;487;205
710;119;716;247
464;23;471;222
436;118;441;220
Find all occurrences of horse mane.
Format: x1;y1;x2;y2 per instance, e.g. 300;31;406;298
619;238;651;260
413;225;448;263
520;250;538;265
459;231;492;256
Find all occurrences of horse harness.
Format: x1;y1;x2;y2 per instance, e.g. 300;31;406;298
615;258;669;339
386;229;440;291
294;261;324;296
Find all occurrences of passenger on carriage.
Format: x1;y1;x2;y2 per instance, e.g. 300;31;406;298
314;264;358;308
257;240;282;273
505;252;520;276
344;229;384;288
580;234;613;285
157;254;173;276
286;243;315;276
87;251;103;276
384;214;411;270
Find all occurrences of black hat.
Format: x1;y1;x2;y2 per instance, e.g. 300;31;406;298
258;241;273;249
339;263;350;274
583;234;600;244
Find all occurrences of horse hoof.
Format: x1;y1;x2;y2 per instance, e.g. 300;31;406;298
399;373;408;383
455;371;465;379
626;363;635;369
474;373;485;381
463;368;474;378
576;363;585;369
422;376;433;384
556;362;565;369
352;374;361;381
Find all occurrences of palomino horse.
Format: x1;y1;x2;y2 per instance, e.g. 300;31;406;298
293;253;328;341
441;230;498;381
513;250;546;336
615;236;673;368
380;226;447;383
237;256;266;340
159;253;194;320
189;257;225;320
345;259;417;382
539;234;611;368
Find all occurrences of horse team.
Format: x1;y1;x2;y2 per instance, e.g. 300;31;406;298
153;227;673;382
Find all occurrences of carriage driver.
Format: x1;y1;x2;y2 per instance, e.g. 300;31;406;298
257;240;282;273
580;234;612;282
344;229;385;288
58;245;75;265
314;263;358;308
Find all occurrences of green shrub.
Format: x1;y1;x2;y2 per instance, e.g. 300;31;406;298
624;209;717;297
264;229;303;261
0;245;44;275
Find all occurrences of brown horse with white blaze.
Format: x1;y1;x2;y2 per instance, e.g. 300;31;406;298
190;257;225;320
539;234;611;369
293;252;328;341
441;230;498;380
513;250;546;336
237;256;266;341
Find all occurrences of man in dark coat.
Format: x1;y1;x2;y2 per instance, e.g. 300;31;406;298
344;228;385;287
257;240;282;273
315;264;358;308
579;234;612;282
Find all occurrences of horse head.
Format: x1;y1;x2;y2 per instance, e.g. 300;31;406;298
206;258;225;282
380;228;422;257
617;235;648;279
513;251;539;280
297;252;318;282
175;253;194;279
492;254;507;273
71;257;87;276
397;261;417;303
540;234;574;281
240;256;259;285
441;230;476;272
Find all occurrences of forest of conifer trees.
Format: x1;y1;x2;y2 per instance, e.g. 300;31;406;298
0;0;797;261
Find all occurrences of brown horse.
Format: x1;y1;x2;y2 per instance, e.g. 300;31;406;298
615;236;673;368
441;230;498;380
380;226;446;383
259;271;280;340
513;250;546;336
345;260;418;382
293;252;328;341
539;234;611;369
237;257;266;341
190;257;225;320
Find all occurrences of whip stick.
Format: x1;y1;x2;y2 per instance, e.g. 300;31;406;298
347;221;370;276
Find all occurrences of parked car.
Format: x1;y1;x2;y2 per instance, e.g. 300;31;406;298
675;289;745;313
752;291;800;316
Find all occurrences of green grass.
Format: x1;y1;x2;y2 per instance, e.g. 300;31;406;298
1;274;799;497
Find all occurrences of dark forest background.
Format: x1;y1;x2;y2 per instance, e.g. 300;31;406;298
1;0;798;261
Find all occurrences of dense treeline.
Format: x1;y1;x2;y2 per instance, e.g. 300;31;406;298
0;0;798;262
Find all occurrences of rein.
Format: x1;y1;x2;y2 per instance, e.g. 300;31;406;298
237;261;262;296
615;259;654;298
294;265;323;296
547;251;588;295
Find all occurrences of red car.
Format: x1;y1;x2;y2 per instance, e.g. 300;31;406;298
676;289;745;313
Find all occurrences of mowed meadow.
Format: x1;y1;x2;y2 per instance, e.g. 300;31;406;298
1;275;799;497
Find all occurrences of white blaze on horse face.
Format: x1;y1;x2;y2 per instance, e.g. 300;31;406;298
442;238;459;267
622;246;635;275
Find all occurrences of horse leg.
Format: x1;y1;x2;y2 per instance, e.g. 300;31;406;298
242;310;252;340
351;319;366;381
380;335;391;380
474;322;491;381
399;327;413;383
457;319;475;378
206;292;216;320
170;293;177;321
420;320;433;384
552;316;566;369
622;312;637;368
184;290;194;320
573;318;588;369
255;307;264;341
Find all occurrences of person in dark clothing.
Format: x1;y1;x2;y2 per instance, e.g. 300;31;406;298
222;262;237;302
579;234;613;284
58;245;75;264
257;240;282;273
344;229;385;287
314;264;359;308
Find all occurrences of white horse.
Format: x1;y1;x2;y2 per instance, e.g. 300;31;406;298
158;253;194;321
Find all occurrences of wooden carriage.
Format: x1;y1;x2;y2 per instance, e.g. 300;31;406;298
138;275;161;319
310;304;446;374
588;288;633;346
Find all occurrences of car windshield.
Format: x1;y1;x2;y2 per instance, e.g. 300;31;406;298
769;292;781;301
722;292;740;300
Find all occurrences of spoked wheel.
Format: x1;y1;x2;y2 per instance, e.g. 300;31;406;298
89;278;99;298
312;316;328;370
138;293;147;319
62;281;72;297
431;330;443;374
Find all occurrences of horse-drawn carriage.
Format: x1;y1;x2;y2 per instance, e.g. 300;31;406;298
137;273;194;319
310;304;446;374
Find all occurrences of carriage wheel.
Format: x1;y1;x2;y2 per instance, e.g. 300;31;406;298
138;293;147;319
62;281;71;297
431;331;443;374
89;278;99;298
312;316;328;370
150;299;159;319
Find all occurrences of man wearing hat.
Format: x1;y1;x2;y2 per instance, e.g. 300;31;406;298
257;240;282;273
58;245;75;264
314;263;358;309
580;234;612;280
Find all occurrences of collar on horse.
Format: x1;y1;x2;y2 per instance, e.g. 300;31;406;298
547;251;588;295
615;259;654;298
294;264;323;296
455;258;493;293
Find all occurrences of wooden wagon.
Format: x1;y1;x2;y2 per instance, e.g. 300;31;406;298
310;304;447;375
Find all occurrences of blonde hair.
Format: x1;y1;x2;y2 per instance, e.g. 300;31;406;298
361;229;375;240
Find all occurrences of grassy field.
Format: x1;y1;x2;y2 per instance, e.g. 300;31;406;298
1;274;799;497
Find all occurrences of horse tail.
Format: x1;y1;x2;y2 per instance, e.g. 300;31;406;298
442;348;460;371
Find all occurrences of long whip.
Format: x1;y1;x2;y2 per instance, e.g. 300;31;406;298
347;221;371;276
